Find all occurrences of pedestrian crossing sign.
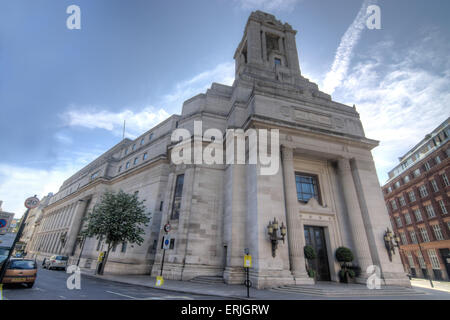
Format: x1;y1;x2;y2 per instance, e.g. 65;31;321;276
156;276;164;287
244;255;252;268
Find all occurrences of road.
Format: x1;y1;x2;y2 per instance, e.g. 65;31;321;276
2;265;228;300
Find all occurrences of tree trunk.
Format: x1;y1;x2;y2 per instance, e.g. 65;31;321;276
99;243;112;275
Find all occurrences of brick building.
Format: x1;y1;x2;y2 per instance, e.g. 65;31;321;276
382;118;450;281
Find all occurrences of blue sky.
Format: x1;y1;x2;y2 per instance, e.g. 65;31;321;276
1;0;449;216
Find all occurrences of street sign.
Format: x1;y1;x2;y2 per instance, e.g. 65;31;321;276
0;212;13;235
156;276;164;287
244;255;252;268
162;235;171;250
24;196;40;209
98;251;105;262
163;223;171;233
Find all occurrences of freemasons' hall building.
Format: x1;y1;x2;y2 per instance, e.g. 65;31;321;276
28;11;409;288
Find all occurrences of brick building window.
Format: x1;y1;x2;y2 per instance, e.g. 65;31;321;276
431;180;439;192
395;216;402;228
391;200;398;211
447;221;450;231
425;204;436;218
410;231;418;244
405;213;412;225
442;173;449;187
400;232;408;245
419;185;428;198
414;209;423;222
419;227;430;242
413;169;421;178
432;224;444;241
406;252;415;269
435;156;441;164
438;199;448;215
404;175;410;183
171;174;185;220
408;191;416;202
399;196;406;206
417;251;426;269
424;162;431;171
295;173;320;204
427;249;441;269
394;181;401;189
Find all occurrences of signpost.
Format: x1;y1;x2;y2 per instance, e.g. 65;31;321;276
243;248;252;298
0;195;40;285
157;222;171;287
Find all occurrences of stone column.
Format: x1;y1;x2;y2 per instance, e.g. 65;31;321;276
281;146;311;283
337;158;373;278
63;199;89;257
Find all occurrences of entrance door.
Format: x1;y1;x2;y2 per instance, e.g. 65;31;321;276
304;226;331;281
439;248;450;280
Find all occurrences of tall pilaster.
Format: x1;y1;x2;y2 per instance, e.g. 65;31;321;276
281;146;312;284
64;198;89;257
337;158;373;279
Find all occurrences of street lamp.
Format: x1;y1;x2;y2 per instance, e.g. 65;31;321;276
383;227;400;262
267;218;286;258
76;234;86;267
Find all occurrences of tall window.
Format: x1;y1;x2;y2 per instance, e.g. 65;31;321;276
438;199;447;215
395;216;402;228
404;175;410;183
413;209;423;222
404;213;412;225
425;204;436;218
171;174;185;219
400;232;408;245
391;200;398;211
399;196;406;207
295;173;320;204
431;180;439;192
121;242;127;253
419;227;430;242
413;168;421;178
427;249;441;269
419;185;428;198
408;191;416;202
410;231;418;244
442;173;449;187
406;252;415;269
432;224;444;241
417;251;426;269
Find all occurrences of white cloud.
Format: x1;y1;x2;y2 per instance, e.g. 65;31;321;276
235;0;302;11
0;151;100;217
334;35;450;183
63;106;170;138
62;62;235;138
162;62;235;112
322;0;377;95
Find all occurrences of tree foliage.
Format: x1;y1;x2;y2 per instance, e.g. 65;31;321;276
82;190;150;273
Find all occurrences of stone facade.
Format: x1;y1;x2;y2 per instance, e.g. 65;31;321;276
26;11;409;288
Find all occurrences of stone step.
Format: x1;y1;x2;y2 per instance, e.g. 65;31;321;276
190;276;225;284
271;285;424;297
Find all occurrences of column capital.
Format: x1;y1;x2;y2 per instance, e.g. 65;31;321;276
281;145;293;161
337;157;351;172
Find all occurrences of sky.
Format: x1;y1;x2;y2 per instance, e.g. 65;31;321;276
1;0;449;217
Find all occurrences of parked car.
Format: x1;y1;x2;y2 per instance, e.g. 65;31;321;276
43;255;68;270
1;258;37;288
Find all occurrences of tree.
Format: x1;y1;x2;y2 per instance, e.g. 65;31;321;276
82;190;150;275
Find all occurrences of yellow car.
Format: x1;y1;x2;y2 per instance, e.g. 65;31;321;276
2;258;37;288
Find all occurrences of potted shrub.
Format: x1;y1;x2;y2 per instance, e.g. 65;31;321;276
304;245;317;280
335;247;356;283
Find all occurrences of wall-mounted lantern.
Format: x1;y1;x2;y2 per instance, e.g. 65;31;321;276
267;218;286;258
383;227;400;262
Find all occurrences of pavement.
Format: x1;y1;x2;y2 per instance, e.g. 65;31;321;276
1;265;228;300
410;278;450;293
78;268;450;300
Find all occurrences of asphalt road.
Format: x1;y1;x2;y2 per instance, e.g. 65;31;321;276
2;265;227;300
